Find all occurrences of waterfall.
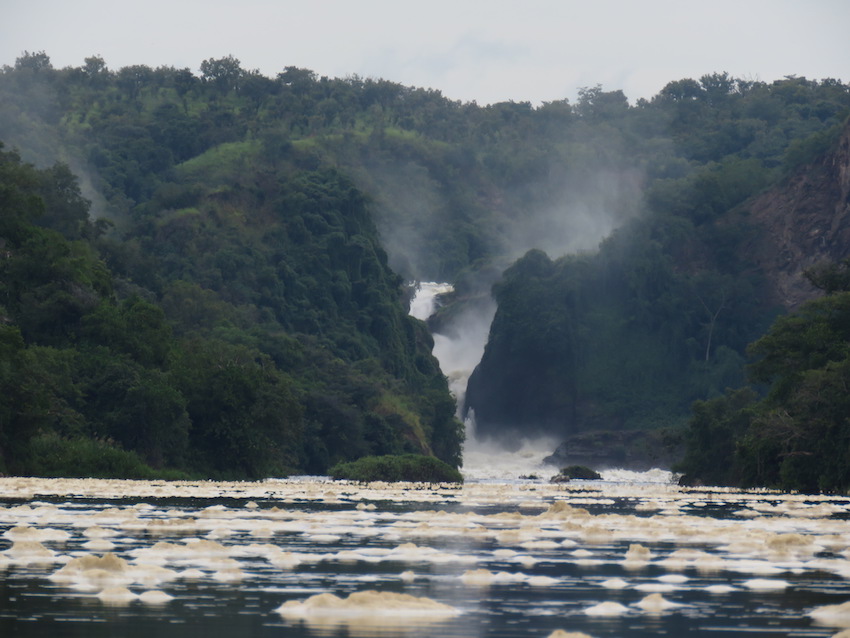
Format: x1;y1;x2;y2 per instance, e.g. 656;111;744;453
408;282;492;416
408;282;454;321
409;282;559;480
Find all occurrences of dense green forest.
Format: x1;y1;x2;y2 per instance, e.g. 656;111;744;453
0;53;467;478
464;83;850;453
1;50;848;484
0;142;462;478
676;260;850;493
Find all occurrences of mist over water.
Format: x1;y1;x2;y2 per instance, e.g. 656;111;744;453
502;166;644;265
460;432;561;481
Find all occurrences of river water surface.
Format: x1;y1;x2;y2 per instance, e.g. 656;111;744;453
2;473;850;637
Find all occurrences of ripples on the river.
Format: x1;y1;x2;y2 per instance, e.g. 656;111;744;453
1;475;850;637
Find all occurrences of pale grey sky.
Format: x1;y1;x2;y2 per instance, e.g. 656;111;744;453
4;0;849;105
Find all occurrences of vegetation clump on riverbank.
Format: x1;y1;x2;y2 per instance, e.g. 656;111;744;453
329;454;464;483
676;260;850;493
551;466;602;482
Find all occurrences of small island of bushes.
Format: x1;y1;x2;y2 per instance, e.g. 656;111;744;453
329;454;464;484
551;465;602;482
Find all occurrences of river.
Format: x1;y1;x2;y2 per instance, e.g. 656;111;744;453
2;475;850;637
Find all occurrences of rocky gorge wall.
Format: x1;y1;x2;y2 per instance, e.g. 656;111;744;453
746;120;850;309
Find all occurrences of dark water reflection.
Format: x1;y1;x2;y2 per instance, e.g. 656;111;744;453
1;476;849;638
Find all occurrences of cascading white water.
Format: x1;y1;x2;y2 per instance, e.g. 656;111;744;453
409;282;674;484
408;282;454;322
408;282;488;415
409;282;563;481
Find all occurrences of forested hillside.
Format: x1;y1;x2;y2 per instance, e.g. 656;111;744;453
465;84;850;446
1;50;848;482
0;141;465;478
676;259;850;493
0;53;465;478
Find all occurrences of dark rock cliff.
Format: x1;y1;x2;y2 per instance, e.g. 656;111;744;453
746;121;850;309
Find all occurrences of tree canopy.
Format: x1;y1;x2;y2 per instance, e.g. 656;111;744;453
676;275;850;493
0;52;848;482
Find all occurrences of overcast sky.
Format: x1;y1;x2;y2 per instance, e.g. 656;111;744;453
4;0;848;106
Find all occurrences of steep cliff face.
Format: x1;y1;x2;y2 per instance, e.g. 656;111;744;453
746;121;850;309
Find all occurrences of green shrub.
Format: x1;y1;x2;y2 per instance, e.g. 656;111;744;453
25;432;190;480
329;454;463;483
554;465;602;481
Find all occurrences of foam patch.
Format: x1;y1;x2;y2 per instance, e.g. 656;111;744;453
96;586;138;604
808;600;850;628
584;601;631;616
742;578;790;590
274;589;460;620
635;593;683;613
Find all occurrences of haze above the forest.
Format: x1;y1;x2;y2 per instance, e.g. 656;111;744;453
4;0;848;106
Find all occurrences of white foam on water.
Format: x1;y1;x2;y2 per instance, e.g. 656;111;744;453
461;436;561;482
3;525;71;543
3;475;850;636
623;543;653;566
248;527;275;538
212;568;245;582
340;542;478;565
178;568;206;580
50;552;180;591
3;540;58;565
724;559;785;576
600;468;677;484
601;577;630;589
635;593;684;613
742;578;790;590
267;551;323;569
83;526;120;539
584;601;631;616
96;586;137;604
205;528;233;539
138;590;173;605
307;533;342;543
274;589;461;621
408;282;454;321
808;600;850;628
83;539;116;552
634;582;680;593
527;575;559;587
460;569;527;586
520;540;561;550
